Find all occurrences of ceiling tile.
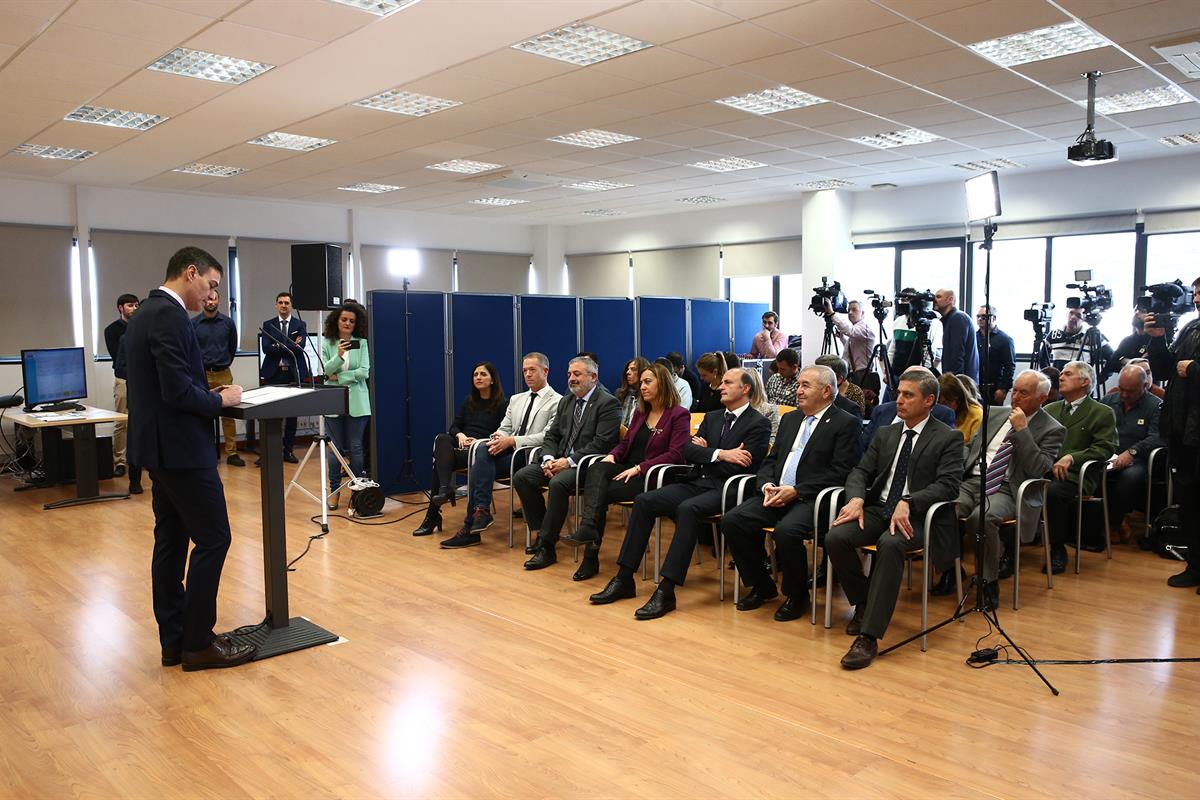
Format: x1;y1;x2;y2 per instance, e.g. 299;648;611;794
90;70;231;118
874;47;994;85
290;107;405;141
758;0;905;44
587;1;739;44
845;87;945;115
0;1;72;47
922;69;1034;102
793;70;911;101
770;101;873;126
226;0;373;43
1010;47;1139;87
40;119;142;149
657;69;776;101
871;0;989;18
966;86;1064;115
58;0;212;44
602;86;699;115
650;101;752;127
459;48;579;86
24;23;169;69
733;47;857;85
591;46;716;84
819;24;958;66
1085;0;1200;45
665;21;802;64
530;69;649;102
919;0;1068;44
186;21;336;66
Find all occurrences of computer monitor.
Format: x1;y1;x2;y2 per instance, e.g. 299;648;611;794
20;347;87;410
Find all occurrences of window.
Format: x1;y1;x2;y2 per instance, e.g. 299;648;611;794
970;237;1047;354
845;246;894;314
1146;231;1200;332
728;275;773;304
900;245;961;295
778;273;804;337
1049;232;1135;346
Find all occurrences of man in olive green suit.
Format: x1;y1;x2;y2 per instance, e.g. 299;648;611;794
1042;360;1118;574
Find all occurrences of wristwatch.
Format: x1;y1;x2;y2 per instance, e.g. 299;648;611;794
900;493;913;504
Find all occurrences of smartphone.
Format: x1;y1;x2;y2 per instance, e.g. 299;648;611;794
345;340;361;349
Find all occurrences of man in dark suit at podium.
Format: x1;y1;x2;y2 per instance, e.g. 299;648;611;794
259;291;309;463
125;246;256;671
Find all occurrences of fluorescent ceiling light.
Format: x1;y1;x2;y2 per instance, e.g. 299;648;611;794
716;86;826;115
968;21;1109;67
952;158;1023;171
1160;131;1200;147
1091;85;1194;114
582;209;623;216
427;159;502;173
12;143;96;160
326;0;421;15
850;128;941;149
353;89;460;116
65;104;167;131
512;22;651;66
471;197;527;206
566;179;633;191
339;182;402;193
548;129;639;148
247;132;336;151
147;47;274;85
677;195;724;205
798;179;852;190
690;157;767;172
173;162;245;177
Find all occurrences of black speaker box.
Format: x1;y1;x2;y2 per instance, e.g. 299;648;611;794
291;243;343;310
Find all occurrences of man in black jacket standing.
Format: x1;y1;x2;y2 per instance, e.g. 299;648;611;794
259;291;309;463
104;293;139;482
976;304;1016;404
935;288;979;382
1146;278;1200;590
125;247;255;671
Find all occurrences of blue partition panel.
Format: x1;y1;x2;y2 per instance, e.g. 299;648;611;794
519;295;579;394
451;293;515;405
689;298;730;364
733;301;771;357
368;289;447;493
637;297;686;362
582;297;635;392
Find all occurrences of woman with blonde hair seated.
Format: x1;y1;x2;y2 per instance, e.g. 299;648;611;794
744;367;782;447
939;372;982;442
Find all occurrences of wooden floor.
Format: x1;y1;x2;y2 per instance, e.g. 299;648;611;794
2;459;1198;799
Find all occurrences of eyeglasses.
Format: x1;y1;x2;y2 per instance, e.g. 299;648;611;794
975;315;994;320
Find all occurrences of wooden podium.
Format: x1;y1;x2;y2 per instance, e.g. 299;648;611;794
221;385;347;660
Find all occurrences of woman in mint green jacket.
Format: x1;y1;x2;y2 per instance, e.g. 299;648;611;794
321;300;371;508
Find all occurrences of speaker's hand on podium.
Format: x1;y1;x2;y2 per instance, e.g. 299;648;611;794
216;385;244;407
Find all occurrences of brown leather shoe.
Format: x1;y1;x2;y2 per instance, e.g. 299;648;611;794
181;634;257;672
840;635;878;670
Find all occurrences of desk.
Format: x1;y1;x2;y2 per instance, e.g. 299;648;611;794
9;406;129;510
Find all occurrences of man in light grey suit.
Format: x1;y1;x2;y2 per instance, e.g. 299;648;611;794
955;369;1066;608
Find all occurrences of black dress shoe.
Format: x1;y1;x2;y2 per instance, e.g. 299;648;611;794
524;535;541;555
161;646;182;667
735;584;779;611
413;507;442;536
1081;541;1105;553
1042;545;1067;575
440;528;481;549
282;451;298;464
572;551;600;581
846;606;864;636
1167;568;1200;588
181;634;257;671
997;553;1014;580
114;464;126;478
929;568;961;597
773;595;809;621
634;587;676;620
524;546;557;570
128;482;144;495
563;525;600;545
840;635;878;670
430;489;454;506
590;575;636;604
982;580;1000;611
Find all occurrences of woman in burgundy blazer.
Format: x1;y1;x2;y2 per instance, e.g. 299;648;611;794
566;362;691;557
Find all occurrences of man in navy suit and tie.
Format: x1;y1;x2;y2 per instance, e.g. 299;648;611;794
124;247;256;671
259;291;309;463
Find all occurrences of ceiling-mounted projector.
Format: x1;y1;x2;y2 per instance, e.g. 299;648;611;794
1068;70;1117;166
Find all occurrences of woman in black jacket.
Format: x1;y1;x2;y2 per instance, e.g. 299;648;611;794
427;361;507;510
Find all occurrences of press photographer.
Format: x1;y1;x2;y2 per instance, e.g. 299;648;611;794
1048;272;1113;375
1146;276;1200;591
819;286;876;382
1103;282;1191;383
887;288;941;375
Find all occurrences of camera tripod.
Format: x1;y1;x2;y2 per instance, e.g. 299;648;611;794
285;413;357;533
1028;324;1051;369
1071;326;1110;397
868;314;895;390
820;314;841;357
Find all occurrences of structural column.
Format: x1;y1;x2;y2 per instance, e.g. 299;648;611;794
799;190;854;368
530;224;566;295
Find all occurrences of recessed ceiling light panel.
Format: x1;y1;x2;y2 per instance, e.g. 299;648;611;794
968;21;1109;67
512;23;651;66
548;129;640;148
850;128;941;149
716;86;826;115
798;179;852;190
339;182;402;193
427;159;502;174
1160;131;1200;147
326;0;421;15
582;209;623;216
174;162;245;177
566;180;633;191
12;143;96;160
677;195;724;205
353;89;461;116
1092;85;1194;114
952;158;1023;171
148;47;274;84
471;197;527;206
690;157;767;172
247;132;336;151
66;104;167;131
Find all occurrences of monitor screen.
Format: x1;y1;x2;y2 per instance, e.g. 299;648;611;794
21;347;88;407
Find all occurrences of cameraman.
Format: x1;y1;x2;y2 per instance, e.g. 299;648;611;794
1049;307;1113;372
1146;277;1200;590
823;297;876;379
887;291;941;380
1102;311;1152;384
976;304;1016;404
934;288;979;382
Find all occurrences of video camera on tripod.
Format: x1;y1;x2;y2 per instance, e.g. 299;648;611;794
896;288;938;334
1137;279;1193;340
1065;269;1112;326
809;276;848;316
863;289;892;323
1023;301;1054;331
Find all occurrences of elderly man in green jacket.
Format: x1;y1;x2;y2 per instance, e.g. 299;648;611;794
1042;360;1119;574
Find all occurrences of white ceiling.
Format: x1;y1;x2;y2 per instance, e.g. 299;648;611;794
1;0;1198;224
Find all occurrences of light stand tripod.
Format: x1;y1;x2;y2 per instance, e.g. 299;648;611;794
392;276;422;498
286;412;355;533
879;183;1059;696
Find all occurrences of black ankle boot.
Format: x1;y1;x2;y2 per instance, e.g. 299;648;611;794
413;506;442;536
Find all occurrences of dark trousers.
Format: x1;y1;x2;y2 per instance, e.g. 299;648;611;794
721;495;816;598
1106;463;1148;527
1169;439;1200;570
579;460;645;543
512;462;580;546
1045;479;1081;549
431;433;469;497
616;482;722;586
149;467;232;652
825;505;925;640
467;440;514;520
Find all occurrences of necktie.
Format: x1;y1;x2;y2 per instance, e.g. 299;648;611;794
883;429;917;516
1067;402;1077;417
779;416;815;488
564;397;586;453
281;319;287;336
720;411;736;440
984;432;1014;496
517;393;537;436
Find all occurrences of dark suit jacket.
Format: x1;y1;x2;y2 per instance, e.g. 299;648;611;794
259;316;311;384
609;404;690;471
542;387;621;463
834;391;863;420
124;289;223;470
860;400;955;453
846;416;964;568
757;405;860;501
683;405;771;488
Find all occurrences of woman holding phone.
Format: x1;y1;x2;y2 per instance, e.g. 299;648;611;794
321;300;371;509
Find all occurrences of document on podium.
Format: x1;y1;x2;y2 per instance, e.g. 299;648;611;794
239;386;313;406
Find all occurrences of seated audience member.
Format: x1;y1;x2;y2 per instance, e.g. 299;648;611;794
1042;361;1119;570
952;370;1065;607
765;348;800;405
859;366;956;451
1100;364;1162;542
666;351;701;401
589;368;771;619
721;366;861;620
618;357;651;428
723;351;741;370
517;357;621;571
957;374;983;406
563;363;691;580
424;360;507;508
816;354;866;415
938;373;983;443
1040;366;1062;405
744;367;781;446
693;352;726;413
1125;357;1165;400
426;353;559;542
747;311;786;359
826;369;965;670
655;356;692;410
576;351;607;393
